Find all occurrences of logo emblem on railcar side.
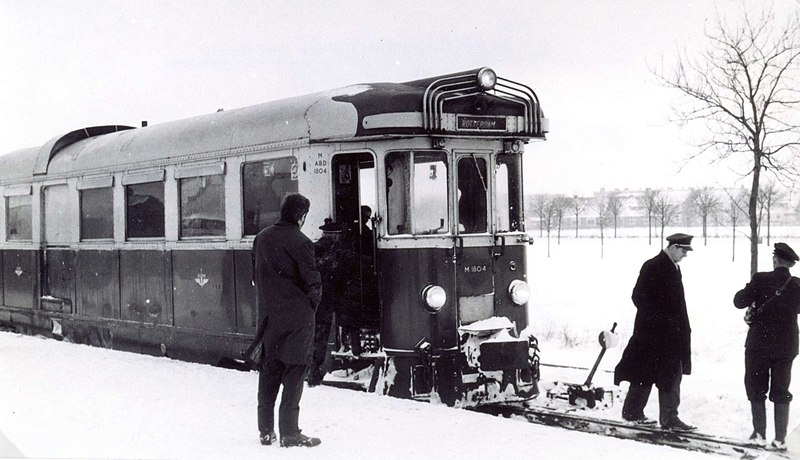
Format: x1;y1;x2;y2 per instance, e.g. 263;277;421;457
14;266;23;277
195;270;209;287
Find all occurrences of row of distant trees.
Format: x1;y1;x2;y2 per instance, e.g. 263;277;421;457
527;180;796;261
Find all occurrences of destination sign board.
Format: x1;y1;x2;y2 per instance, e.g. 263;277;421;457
457;116;507;131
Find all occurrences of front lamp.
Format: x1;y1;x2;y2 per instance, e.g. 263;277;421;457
422;285;447;313
477;68;497;91
508;279;530;305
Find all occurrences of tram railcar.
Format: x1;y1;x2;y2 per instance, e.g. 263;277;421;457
0;67;547;406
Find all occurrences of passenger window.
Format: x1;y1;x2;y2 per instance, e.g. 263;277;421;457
80;187;113;240
242;158;298;236
6;195;32;241
457;156;488;233
496;153;523;232
43;185;72;244
385;150;449;235
126;182;165;238
179;175;225;238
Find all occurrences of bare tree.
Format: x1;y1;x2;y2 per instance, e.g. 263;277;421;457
722;187;749;262
594;193;611;259
757;179;785;246
639;189;660;245
654;194;679;249
606;192;626;238
541;197;557;258
656;7;800;275
568;195;588;238
551;194;569;245
689;187;721;246
530;194;550;237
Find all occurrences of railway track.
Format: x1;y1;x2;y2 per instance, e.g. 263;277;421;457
470;402;788;459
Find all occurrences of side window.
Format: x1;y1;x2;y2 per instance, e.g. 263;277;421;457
80;187;113;240
385;150;449;236
242;157;298;236
44;185;72;244
126;181;165;238
385;152;410;235
457;156;488;233
496;153;523;232
6;195;32;241
179;174;225;238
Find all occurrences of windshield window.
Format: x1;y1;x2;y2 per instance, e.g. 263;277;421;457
385;150;449;235
496;153;523;232
457;156;488;233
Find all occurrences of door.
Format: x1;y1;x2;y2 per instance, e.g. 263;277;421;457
330;153;380;332
454;153;495;324
42;184;76;313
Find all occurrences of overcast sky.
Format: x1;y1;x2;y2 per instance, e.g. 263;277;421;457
1;0;798;195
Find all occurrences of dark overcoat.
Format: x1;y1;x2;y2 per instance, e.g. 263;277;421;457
733;267;800;357
253;218;322;365
615;251;692;386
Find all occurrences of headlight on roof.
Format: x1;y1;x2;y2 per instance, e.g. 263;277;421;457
422;284;447;313
477;68;496;91
508;279;530;306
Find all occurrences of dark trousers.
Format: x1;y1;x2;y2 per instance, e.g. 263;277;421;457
745;349;794;403
622;371;682;425
257;359;307;437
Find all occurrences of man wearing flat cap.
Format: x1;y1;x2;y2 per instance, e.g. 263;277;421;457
734;242;800;450
615;233;696;431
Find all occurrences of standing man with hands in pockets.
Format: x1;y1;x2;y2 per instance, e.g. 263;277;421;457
734;242;800;451
252;193;322;448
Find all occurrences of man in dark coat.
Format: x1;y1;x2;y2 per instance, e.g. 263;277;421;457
309;218;345;386
733;242;800;450
614;233;696;431
253;193;322;448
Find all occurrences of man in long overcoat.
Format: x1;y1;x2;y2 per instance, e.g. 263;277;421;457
253;193;322;448
615;233;695;431
733;242;800;450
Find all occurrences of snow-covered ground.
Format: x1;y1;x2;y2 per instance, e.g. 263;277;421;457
1;236;799;459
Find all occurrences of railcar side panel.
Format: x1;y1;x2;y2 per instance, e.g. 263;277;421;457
42;249;76;313
492;244;529;330
233;249;257;334
76;250;121;319
172;250;236;333
3;249;38;309
0;252;4;306
119;250;173;325
378;247;456;350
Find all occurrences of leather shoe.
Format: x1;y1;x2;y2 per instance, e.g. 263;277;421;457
771;439;787;451
260;431;277;446
661;418;697;432
623;415;656;425
748;432;767;447
280;432;321;448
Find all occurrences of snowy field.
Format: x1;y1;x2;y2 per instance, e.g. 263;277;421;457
1;236;800;459
529;235;800;455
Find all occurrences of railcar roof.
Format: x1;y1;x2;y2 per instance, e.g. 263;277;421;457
44;86;369;178
0;67;545;182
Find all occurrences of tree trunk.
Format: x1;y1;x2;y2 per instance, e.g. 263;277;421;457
749;154;761;277
702;215;708;246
